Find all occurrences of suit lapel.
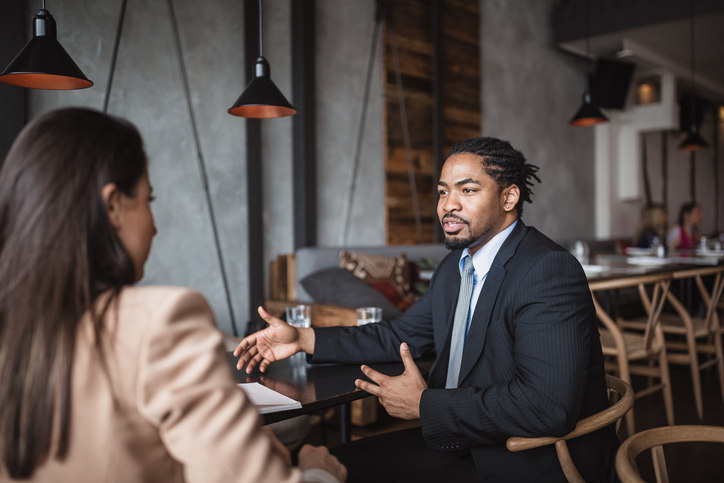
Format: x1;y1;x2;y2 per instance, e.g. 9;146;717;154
457;221;528;385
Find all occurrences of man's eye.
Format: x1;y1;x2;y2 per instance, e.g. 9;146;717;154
149;195;156;203
462;188;475;193
438;190;447;196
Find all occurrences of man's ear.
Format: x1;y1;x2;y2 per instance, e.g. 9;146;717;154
102;183;122;229
503;184;520;212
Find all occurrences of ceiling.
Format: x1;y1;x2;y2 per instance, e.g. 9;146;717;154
554;2;724;104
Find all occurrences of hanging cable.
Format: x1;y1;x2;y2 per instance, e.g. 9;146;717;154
258;0;263;57
167;0;239;336
102;0;128;113
387;4;423;243
342;3;381;245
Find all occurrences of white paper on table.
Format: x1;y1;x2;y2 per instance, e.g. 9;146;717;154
237;382;302;414
625;256;669;266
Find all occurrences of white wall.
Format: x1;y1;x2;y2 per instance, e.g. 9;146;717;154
480;0;596;241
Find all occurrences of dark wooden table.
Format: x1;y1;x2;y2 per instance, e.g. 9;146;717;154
228;352;431;442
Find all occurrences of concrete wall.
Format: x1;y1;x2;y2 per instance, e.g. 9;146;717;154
11;0;601;335
24;0;248;335
480;0;595;241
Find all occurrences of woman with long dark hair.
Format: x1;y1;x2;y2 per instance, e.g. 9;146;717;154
0;108;345;482
667;201;702;250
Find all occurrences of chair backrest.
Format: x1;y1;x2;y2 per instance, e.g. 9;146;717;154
616;425;724;483
506;375;634;483
663;266;724;337
589;272;672;353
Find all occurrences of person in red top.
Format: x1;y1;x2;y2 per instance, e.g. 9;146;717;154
667;201;703;250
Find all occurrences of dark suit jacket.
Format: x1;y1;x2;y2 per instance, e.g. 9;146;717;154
312;221;616;482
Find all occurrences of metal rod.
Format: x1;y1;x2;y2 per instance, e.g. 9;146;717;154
342;8;380;244
690;0;696;125
388;6;423;243
167;0;239;336
102;0;128;113
258;0;263;57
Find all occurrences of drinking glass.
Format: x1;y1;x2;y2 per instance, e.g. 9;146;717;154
356;307;382;326
571;240;590;265
285;304;311;329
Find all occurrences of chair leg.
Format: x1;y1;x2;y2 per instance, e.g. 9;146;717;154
685;333;704;419
617;356;636;436
715;331;724;404
658;351;675;426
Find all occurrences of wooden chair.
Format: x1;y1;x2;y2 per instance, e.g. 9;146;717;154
620;266;724;419
506;375;634;483
616;425;724;483
589;272;674;436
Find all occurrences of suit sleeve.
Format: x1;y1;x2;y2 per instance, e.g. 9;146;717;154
311;273;439;364
420;251;596;449
136;289;301;483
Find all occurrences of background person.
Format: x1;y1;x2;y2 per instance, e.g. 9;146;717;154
236;137;615;482
633;203;668;249
0;108;345;483
667;201;702;250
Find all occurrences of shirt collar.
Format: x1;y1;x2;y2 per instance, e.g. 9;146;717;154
459;220;518;279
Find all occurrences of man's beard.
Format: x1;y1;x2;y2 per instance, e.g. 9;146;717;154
444;234;475;250
441;215;474;250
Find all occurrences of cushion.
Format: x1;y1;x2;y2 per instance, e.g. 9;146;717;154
339;251;411;296
409;256;438;297
300;267;401;320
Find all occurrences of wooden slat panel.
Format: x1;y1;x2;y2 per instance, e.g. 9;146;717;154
384;0;480;244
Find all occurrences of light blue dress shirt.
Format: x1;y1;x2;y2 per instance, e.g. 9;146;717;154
458;220;518;335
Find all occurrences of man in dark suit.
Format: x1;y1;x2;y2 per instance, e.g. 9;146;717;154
235;137;616;482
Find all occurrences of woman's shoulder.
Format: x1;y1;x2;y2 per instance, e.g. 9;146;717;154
119;284;206;302
112;285;213;323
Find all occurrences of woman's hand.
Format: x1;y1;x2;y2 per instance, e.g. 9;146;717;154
298;444;347;482
233;306;314;373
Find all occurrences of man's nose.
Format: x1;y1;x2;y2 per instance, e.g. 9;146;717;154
441;193;461;212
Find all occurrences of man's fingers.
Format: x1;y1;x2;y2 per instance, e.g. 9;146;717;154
233;337;251;357
360;364;386;385
236;346;257;370
399;342;418;373
245;352;265;374
257;305;272;321
355;378;380;396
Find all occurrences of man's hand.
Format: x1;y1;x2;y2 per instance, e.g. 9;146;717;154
233;306;314;373
354;342;427;420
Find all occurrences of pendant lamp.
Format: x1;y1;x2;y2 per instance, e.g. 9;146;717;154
569;0;607;126
679;0;708;151
228;0;296;118
0;2;93;90
569;90;608;126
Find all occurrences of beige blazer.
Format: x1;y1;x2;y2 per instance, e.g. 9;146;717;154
10;286;301;483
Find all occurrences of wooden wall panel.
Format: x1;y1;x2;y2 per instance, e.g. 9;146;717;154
384;0;480;245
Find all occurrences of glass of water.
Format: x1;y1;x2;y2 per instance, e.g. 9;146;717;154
356;307;382;326
285;304;311;328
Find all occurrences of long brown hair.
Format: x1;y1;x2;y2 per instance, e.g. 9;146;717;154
0;108;147;478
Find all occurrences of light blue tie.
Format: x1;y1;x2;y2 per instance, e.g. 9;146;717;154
446;255;475;388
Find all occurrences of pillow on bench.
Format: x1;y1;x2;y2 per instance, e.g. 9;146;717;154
339;251;415;311
301;267;401;320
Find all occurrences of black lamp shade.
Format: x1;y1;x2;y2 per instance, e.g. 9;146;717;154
679;126;708;151
228;57;296;118
0;9;93;90
569;92;608;126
